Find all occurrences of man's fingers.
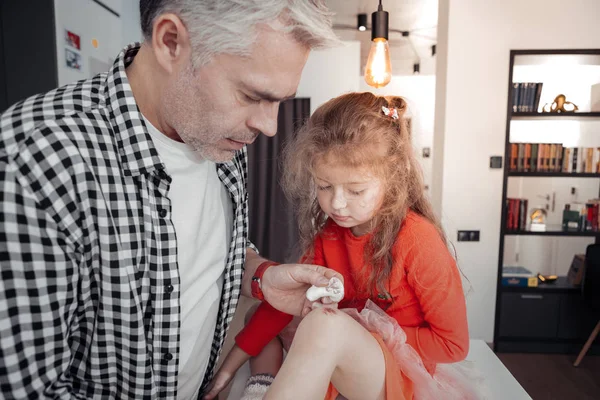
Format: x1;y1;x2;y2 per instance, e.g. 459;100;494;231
296;265;344;287
321;296;333;305
320;266;343;283
293;267;330;287
302;305;311;317
309;265;344;284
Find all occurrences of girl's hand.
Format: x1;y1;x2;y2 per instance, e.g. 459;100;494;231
203;369;234;400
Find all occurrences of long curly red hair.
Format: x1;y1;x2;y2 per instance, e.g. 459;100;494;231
282;92;449;295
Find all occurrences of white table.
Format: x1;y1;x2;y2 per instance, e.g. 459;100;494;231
227;339;531;399
466;339;531;399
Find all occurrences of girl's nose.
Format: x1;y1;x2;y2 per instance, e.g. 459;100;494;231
332;195;347;211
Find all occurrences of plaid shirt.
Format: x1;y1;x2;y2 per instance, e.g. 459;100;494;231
0;43;251;399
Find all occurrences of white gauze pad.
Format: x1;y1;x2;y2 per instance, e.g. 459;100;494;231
306;277;344;303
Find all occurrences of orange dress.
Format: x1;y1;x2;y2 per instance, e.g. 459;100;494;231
236;212;469;399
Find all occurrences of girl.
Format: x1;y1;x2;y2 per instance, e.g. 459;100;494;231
205;92;474;400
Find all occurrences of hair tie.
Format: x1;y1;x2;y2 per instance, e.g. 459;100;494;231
382;106;399;120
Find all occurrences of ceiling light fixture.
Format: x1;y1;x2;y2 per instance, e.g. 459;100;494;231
364;0;392;88
357;13;367;32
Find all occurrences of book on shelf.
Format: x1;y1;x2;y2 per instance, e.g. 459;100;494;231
512;82;543;113
592;83;600;112
509;143;600;174
505;198;528;231
567;254;586;285
562;201;600;232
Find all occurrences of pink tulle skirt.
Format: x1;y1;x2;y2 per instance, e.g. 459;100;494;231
279;300;491;400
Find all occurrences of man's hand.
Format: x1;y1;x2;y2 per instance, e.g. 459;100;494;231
261;264;343;316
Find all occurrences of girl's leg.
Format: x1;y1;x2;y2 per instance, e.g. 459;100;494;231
249;337;284;376
264;308;386;400
244;304;284;377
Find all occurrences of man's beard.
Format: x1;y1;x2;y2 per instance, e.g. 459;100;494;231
162;66;258;162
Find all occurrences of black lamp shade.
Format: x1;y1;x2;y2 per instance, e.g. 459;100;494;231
371;10;389;40
357;13;367;31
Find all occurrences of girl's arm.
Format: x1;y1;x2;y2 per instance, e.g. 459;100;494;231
204;345;251;399
235;302;294;356
395;219;469;363
235;235;326;356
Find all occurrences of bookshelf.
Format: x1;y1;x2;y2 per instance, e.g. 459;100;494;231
504;229;600;237
511;111;600;119
508;172;600;178
494;49;600;354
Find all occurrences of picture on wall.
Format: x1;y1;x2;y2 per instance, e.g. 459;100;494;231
65;48;82;70
65;29;81;50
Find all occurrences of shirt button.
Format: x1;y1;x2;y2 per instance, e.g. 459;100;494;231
163;352;173;361
165;284;174;294
159;208;168;218
158;170;168;180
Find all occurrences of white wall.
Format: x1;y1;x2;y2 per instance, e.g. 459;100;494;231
296;41;361;113
359;76;437;193
54;0;123;86
435;0;600;342
121;0;142;45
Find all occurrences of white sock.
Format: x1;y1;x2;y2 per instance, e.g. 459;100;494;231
240;374;274;400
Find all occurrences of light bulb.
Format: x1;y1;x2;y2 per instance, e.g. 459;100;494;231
364;38;392;88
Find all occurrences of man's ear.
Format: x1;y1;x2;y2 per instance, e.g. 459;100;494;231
151;13;192;74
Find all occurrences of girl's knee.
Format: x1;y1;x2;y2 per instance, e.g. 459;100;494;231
295;307;355;347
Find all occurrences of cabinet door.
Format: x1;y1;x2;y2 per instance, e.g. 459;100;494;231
557;293;600;341
499;293;559;338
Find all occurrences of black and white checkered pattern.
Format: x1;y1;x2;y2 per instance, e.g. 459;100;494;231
0;43;250;399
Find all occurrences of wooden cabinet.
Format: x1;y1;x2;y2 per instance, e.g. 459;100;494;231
496;285;600;353
499;293;559;338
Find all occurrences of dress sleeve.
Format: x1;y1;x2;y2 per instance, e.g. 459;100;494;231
396;219;470;363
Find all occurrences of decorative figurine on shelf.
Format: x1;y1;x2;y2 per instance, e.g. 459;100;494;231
530;206;547;232
542;94;579;113
537;273;558;284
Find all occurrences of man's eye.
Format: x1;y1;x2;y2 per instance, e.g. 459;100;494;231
244;94;260;104
317;185;332;191
349;190;365;196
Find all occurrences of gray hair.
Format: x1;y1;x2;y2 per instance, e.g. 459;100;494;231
140;0;339;66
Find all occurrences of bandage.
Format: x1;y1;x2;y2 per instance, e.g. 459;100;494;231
306;277;344;303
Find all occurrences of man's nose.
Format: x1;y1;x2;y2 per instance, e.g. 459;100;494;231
248;102;279;138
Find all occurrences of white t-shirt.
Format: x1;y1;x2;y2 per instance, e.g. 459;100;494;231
144;116;233;400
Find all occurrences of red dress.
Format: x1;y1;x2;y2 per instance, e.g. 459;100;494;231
237;212;470;399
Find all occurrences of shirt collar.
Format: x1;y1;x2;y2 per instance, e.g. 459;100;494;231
105;42;164;177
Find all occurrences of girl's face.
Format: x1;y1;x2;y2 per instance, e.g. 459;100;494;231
313;160;385;236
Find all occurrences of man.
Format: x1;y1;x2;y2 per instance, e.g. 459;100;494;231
0;1;339;398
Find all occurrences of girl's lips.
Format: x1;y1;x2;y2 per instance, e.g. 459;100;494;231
332;214;350;222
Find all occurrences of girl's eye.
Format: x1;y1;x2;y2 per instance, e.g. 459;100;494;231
349;189;365;196
317;185;332;191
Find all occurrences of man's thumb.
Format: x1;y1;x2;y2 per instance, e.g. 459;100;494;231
296;267;330;287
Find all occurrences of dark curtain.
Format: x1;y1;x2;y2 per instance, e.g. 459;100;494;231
248;98;311;263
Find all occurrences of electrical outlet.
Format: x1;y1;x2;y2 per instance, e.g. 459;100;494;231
457;230;480;242
490;156;503;169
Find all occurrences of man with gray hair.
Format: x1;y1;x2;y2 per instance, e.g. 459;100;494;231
0;1;339;398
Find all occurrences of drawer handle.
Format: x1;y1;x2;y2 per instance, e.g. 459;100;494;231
521;294;544;299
